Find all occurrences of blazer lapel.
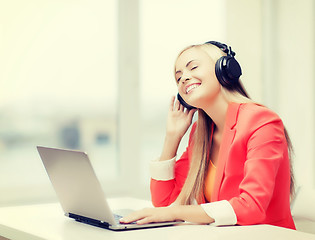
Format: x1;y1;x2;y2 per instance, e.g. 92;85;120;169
211;102;241;202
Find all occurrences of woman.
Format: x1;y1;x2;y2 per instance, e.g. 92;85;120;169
120;41;296;229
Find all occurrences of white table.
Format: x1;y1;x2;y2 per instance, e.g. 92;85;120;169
0;198;314;240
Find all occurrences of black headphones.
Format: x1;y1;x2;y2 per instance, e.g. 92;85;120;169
205;41;242;89
177;41;242;110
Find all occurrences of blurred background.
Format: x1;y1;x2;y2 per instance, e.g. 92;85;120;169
0;0;314;206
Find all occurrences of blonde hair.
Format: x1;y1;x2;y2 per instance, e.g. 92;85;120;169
175;109;213;205
174;43;295;205
174;44;222;205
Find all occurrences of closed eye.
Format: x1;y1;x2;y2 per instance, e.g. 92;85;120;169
191;66;198;70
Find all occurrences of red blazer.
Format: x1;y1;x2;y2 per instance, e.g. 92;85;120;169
151;102;295;229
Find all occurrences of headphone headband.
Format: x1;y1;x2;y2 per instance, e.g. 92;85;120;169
204;41;236;57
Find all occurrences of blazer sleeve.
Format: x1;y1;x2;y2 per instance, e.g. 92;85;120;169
229;114;288;225
150;123;196;207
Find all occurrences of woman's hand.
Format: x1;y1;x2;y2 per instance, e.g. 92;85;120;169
119;206;178;225
159;96;197;160
119;205;214;225
166;96;196;139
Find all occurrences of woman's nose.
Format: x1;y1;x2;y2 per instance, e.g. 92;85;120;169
181;75;191;83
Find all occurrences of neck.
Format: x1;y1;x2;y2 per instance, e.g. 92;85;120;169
199;88;252;133
200;92;229;134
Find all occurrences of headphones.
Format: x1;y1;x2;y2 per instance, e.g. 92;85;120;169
177;41;242;110
205;41;242;89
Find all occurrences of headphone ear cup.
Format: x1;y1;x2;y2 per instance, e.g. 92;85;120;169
215;56;242;88
215;56;230;88
225;57;242;80
177;93;196;110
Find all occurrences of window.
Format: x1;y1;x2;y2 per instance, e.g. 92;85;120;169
0;0;118;205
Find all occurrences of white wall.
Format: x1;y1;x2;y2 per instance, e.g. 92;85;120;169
275;0;315;188
226;0;264;102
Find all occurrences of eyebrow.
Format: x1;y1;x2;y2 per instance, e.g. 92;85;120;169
175;60;197;75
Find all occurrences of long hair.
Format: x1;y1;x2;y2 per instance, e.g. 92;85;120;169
175;43;295;205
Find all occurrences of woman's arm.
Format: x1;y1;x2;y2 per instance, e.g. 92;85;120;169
160;96;196;161
149;96;196;207
150;152;190;206
120;205;214;225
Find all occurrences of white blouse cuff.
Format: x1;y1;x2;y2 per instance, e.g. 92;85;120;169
150;157;176;181
201;200;237;226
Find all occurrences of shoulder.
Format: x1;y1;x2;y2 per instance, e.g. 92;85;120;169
234;103;285;139
238;103;282;126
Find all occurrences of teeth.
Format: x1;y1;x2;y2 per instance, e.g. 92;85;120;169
186;84;199;94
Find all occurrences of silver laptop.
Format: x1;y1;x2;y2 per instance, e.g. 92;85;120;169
37;146;182;231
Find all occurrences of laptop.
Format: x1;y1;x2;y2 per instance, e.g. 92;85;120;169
37;146;182;231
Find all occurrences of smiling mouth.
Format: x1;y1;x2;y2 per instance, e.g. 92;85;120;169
186;83;201;94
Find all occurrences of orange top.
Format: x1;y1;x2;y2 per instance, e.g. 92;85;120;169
204;160;216;202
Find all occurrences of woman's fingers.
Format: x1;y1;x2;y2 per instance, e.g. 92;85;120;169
135;216;154;225
169;96;176;111
169;96;181;111
120;207;175;225
169;95;195;113
179;102;184;112
120;208;150;224
188;108;197;117
174;99;180;111
120;213;140;224
171;96;189;112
